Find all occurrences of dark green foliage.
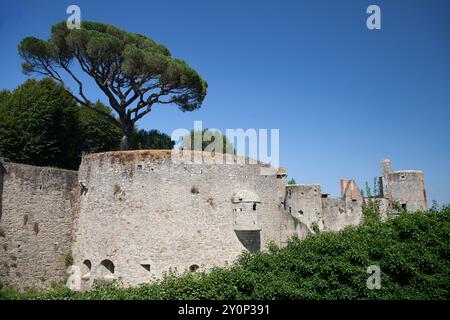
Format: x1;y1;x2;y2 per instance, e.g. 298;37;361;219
0;78;175;169
181;129;235;154
0;78;80;169
287;178;296;185
77;101;122;154
0;79;121;169
131;129;174;150
2;207;448;300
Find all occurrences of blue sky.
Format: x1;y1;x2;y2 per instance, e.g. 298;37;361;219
0;0;449;204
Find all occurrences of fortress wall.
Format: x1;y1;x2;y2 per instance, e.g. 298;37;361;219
321;198;362;231
0;161;77;291
285;184;324;232
73;151;289;287
285;182;364;233
279;208;311;246
0;154;428;290
386;171;427;212
321;179;364;231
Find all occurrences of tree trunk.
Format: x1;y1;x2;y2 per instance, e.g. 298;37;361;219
120;125;133;151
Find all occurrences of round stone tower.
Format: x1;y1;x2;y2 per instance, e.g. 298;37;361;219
72;150;288;288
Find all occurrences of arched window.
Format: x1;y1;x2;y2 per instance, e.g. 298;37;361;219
99;259;115;279
81;259;92;278
83;259;92;270
189;264;199;272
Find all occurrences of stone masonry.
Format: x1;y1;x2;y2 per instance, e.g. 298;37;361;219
0;161;77;291
0;153;427;290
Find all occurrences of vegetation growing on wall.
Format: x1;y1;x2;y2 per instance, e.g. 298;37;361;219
64;252;73;269
310;221;320;234
113;183;122;195
2;206;448;300
292;216;301;229
32;223;39;235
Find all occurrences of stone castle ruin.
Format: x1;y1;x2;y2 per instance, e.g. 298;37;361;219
0;151;427;290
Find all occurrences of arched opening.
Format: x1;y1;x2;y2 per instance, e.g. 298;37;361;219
253;203;257;211
83;259;92;270
99;259;115;279
189;264;199;272
81;259;92;279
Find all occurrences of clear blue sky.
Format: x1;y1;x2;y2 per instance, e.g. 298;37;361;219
0;0;449;204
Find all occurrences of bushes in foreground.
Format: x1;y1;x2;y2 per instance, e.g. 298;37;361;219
1;206;449;300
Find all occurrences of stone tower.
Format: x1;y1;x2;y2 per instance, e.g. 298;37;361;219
380;159;427;212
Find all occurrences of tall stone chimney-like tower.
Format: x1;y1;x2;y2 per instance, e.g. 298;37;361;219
381;159;393;202
381;159;392;176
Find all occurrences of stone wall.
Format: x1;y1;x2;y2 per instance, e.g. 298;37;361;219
321;197;362;231
0;154;428;291
72;150;302;288
386;171;427;212
0;161;77;291
285;180;364;233
381;160;427;212
285;184;324;233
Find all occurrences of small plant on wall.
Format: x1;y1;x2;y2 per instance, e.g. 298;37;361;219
311;222;320;234
32;223;39;235
23;215;28;227
64;252;73;268
113;183;123;196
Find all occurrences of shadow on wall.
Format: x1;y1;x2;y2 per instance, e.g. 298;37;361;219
235;230;261;252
